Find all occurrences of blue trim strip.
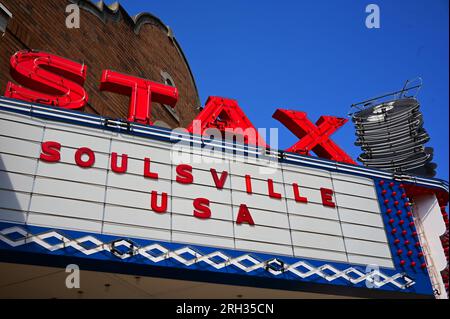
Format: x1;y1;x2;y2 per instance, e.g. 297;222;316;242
0;221;432;296
373;178;433;295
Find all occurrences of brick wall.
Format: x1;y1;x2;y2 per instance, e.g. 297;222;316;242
0;0;200;128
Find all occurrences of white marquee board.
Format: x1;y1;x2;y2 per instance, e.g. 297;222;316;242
0;110;394;268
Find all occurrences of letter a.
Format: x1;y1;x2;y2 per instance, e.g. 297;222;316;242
236;204;255;225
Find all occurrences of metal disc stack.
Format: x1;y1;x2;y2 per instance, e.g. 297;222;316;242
352;97;436;177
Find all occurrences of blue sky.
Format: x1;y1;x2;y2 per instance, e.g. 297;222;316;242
117;0;449;181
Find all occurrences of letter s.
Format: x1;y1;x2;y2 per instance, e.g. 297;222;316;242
193;198;211;219
176;164;193;184
40;141;61;162
5;50;88;109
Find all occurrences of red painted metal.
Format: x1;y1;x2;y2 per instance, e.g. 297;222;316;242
4;50;360;162
39;141;61;162
210;169;228;190
111;153;128;174
99;70;178;125
193;198;211;219
404;184;449;296
150;191;168;213
143;158;159;180
187;96;267;147
236;204;255;225
272;109;356;164
5;50;88;109
74;147;95;168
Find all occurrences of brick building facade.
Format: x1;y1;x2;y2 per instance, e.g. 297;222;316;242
0;0;200;128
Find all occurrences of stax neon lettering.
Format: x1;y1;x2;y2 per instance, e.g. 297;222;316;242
6;50;355;164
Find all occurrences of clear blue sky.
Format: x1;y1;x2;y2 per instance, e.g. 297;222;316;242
117;0;449;181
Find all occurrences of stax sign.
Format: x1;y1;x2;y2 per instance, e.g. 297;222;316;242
39;140;336;225
5;50;355;164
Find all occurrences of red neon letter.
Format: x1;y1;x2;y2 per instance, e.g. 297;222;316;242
176;164;193;184
143;158;159;179
5;50;88;109
111;152;128;173
99;70;178;125
193;198;211;219
293;183;308;203
320;187;336;208
39;141;61;162
268;179;282;199
187;97;267;147
236;204;255;225
210;169;228;190
245;175;253;194
273;109;356;164
75;147;95;168
151;191;168;213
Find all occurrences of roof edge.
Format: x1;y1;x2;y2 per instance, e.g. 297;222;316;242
71;0;201;108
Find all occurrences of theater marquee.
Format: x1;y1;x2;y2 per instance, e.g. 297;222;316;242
1;96;448;298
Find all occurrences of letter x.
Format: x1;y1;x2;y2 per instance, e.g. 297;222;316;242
273;109;356;164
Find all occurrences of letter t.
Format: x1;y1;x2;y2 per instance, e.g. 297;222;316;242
99;70;178;125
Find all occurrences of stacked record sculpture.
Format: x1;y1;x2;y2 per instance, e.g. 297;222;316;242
351;84;436;177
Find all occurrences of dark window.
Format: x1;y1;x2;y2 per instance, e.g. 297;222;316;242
160;71;180;123
0;3;12;34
